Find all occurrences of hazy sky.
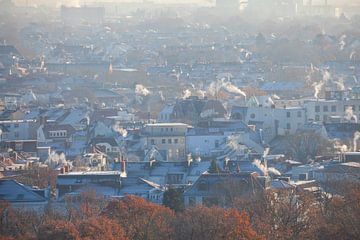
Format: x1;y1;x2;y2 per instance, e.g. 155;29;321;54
13;0;360;7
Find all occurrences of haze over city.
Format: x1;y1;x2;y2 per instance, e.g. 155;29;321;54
0;0;360;239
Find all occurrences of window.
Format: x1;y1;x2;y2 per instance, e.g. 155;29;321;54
315;115;320;121
168;139;172;144
14;124;19;128
162;139;166;144
170;128;173;132
151;139;155;145
286;123;291;130
174;139;178;144
297;111;302;118
315;106;320;112
331;106;337;112
323;115;328;122
323;106;328;112
250;113;255;119
299;173;307;181
286;112;291;118
14;132;19;138
215;140;219;148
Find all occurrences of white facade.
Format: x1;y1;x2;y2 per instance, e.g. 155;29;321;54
0;120;37;141
243;106;306;141
142;123;189;162
304;99;360;123
186;134;225;158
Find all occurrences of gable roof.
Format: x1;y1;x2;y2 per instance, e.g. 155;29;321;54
0;179;47;203
90;137;118;147
43;124;76;138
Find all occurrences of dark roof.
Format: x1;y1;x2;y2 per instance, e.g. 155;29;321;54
325;123;360;140
184;172;263;197
90;137;118;147
0;179;47;203
0;45;20;55
172;97;227;121
43;124;76;138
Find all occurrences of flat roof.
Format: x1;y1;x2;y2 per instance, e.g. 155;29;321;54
146;123;190;127
59;171;122;176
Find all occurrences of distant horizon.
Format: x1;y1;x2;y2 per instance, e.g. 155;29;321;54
11;0;360;8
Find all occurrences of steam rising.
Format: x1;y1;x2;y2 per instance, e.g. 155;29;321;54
334;140;348;153
252;159;268;176
113;124;128;138
313;70;331;99
45;151;68;168
182;89;192;99
345;106;358;123
353;131;360;152
208;78;246;98
135;84;151;96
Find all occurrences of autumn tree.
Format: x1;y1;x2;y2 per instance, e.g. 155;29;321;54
174;206;263;240
235;189;322;240
315;183;360;240
102;196;175;240
37;220;79;240
285;132;334;163
77;216;127;240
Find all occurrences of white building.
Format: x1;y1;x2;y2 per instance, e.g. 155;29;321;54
232;105;306;142
141;123;190;162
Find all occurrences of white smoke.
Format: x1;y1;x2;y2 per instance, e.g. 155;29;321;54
272;94;281;100
334;77;345;91
159;91;165;101
197;89;206;98
46;151;68;169
182;89;192;99
263;147;270;159
227;135;243;151
345;106;358;123
334;140;348;153
350;51;356;61
113;124;128;138
135;84;151;96
339;34;347;50
354;131;360;152
268;167;281;176
313;70;331;99
208;78;246;98
252;159;268;176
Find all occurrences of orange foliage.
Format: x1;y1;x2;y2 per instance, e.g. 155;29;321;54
77;217;127;240
174;206;263;240
37;220;80;240
103;196;175;240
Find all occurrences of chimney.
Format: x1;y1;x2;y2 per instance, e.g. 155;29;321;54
223;157;229;171
121;160;126;173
